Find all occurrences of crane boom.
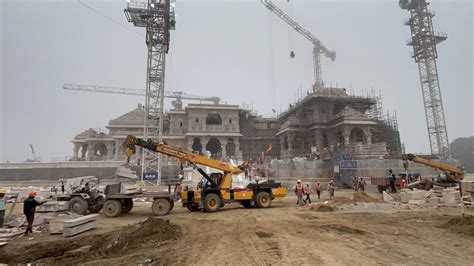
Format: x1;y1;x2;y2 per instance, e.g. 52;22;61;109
402;153;464;182
125;135;242;175
63;83;221;109
260;0;336;90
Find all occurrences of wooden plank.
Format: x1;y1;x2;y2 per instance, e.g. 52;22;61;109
5;193;19;221
63;214;98;228
63;221;96;237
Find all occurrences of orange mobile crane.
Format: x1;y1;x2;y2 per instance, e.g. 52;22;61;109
126;135;288;213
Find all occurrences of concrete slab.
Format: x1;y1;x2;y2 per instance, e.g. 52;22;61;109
408;199;426;205
63;221;96;237
400;191;411;203
428;198;441;204
63;214;98;228
383;191;394;202
63;245;92;257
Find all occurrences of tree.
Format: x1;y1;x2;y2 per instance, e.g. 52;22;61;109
450;136;474;173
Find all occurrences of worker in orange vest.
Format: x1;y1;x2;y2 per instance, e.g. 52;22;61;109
303;183;311;205
294;179;304;206
316;181;321;199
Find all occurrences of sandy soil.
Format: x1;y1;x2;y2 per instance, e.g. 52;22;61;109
1;190;473;265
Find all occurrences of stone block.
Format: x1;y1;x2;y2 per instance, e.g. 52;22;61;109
383;191;394;202
48;218;69;234
408;190;431;200
442;191;460;205
408;199;426;205
63;221;96;237
400;191;411;203
63;214;98;228
428;198;441;204
63;245;92;257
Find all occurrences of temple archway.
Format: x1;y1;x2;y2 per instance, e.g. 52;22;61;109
350;127;366;144
206;138;222;158
192;138;202;154
226;138;236;157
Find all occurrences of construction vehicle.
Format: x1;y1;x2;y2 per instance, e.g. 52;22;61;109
101;182;174;218
402;153;464;187
53;176;105;215
125;135;288;213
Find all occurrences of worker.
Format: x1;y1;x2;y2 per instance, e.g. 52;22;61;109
303;183;311;205
175;183;182;201
388;169;396;193
82;182;91;193
0;187;6;228
294;179;304;206
401;178;406;189
358;177;366;192
23;191;46;235
316;181;321;199
352;176;358;192
327;180;335;199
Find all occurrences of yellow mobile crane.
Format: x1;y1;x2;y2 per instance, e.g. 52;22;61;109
125;135;288;213
402;153;464;183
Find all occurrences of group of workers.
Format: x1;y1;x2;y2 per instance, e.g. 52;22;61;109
351;177;367;192
294;179;335;206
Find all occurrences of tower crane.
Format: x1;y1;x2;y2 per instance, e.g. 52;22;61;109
25;144;41;162
63;83;221;110
260;0;336;91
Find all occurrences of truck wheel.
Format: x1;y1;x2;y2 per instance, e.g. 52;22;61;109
186;203;200;212
69;196;88;215
88;196;104;213
103;199;122;218
121;198;133;213
203;193;221;212
255;191;272;208
241;200;254;208
152;198;171;216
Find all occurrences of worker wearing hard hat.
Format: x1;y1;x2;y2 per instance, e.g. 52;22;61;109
294;179;304;206
0;187;6;227
23;191;46;235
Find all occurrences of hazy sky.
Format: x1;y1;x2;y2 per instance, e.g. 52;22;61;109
1;0;472;162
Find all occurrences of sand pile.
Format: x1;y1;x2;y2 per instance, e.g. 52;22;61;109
352;192;380;203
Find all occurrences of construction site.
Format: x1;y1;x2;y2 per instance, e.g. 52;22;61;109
0;0;473;265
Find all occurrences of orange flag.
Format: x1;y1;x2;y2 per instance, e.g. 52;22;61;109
265;144;272;153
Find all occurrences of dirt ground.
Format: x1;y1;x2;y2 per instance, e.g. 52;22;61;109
1;190;473;265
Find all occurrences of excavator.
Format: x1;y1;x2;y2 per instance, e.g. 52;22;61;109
125;135;288;213
401;153;464;187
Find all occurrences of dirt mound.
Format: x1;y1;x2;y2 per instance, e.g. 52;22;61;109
256;231;273;238
442;216;474;237
321;224;367;235
352;192;380;203
311;205;334;212
0;218;179;264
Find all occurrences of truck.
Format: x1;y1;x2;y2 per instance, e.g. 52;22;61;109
101;182;174;218
125;135;288;213
53;176;104;215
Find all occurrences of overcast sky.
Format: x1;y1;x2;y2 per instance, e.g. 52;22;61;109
1;0;472;162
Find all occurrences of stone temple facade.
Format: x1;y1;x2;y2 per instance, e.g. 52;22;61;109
71;88;400;161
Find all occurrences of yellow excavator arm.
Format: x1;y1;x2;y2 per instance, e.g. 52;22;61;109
402;153;464;182
125;135;242;175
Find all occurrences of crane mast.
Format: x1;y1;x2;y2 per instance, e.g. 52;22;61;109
260;0;336;91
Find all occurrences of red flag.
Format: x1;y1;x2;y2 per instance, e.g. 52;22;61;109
265;144;272;153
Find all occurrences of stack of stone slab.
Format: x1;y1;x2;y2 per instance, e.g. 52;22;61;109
0;228;24;247
461;181;474;203
399;189;432;204
47;214;98;237
37;201;68;218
